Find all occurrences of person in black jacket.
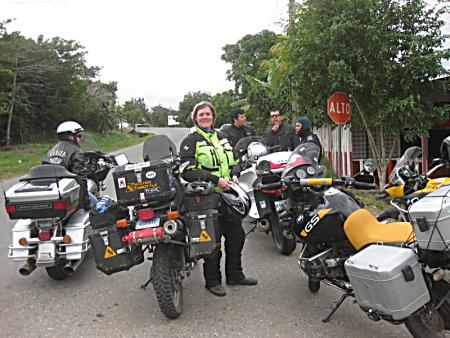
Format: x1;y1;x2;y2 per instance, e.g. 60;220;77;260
263;108;295;151
294;116;323;163
179;102;257;297
221;109;255;149
42;121;94;209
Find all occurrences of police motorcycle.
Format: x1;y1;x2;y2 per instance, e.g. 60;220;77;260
235;136;297;255
88;135;249;319
377;146;450;223
257;151;449;337
4;149;125;280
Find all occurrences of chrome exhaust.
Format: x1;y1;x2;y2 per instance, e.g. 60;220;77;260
163;219;184;240
19;261;37;276
256;218;271;232
63;259;82;275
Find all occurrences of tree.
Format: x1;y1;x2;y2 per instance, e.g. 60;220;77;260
178;91;212;127
221;30;279;96
211;90;240;128
149;104;176;127
282;0;450;184
122;98;148;129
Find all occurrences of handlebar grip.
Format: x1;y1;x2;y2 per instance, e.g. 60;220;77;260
352;181;377;190
298;178;333;186
257;182;283;190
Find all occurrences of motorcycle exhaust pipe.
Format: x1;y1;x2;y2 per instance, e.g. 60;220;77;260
19;261;37;276
256;218;271;232
163;219;184;240
63;260;82;275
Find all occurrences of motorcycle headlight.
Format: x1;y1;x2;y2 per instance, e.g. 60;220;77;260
306;166;316;176
295;169;307;179
257;160;271;175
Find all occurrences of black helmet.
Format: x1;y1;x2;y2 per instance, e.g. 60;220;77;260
219;182;250;219
440;136;450;161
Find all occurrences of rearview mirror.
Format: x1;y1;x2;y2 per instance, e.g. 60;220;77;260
363;159;377;173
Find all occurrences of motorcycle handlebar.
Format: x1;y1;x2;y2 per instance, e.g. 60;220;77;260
257;177;377;190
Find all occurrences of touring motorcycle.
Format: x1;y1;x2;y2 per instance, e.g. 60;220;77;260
4;150;124;280
377;146;450;222
89;135;224;319
257;145;449;337
235;136;300;255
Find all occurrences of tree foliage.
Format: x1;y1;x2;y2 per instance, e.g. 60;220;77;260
0;21;118;146
221;29;279;96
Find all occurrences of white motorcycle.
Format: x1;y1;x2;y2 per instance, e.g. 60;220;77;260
4;151;127;280
235;136;297;255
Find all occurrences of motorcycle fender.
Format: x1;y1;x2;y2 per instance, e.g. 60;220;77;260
63;209;90;260
8;219;34;261
254;190;272;218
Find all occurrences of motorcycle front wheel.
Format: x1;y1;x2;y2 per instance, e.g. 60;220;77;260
270;213;296;255
152;243;183;319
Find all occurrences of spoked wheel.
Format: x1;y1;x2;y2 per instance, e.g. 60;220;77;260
152;243;184;319
46;260;70;280
270;213;296;255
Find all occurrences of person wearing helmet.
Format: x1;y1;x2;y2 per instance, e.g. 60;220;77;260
221;108;255;149
264;108;295;152
179;101;257;297
42;121;93;209
294;116;323;163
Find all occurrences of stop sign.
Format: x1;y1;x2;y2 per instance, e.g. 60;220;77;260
327;92;352;124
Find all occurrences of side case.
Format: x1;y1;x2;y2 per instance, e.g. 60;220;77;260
185;209;220;259
89;225;144;275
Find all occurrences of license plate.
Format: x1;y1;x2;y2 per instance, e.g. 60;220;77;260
135;217;160;229
274;200;285;212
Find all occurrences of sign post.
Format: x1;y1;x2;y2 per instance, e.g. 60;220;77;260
327;92;352;177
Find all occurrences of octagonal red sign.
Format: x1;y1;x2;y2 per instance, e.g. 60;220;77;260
327;92;352;125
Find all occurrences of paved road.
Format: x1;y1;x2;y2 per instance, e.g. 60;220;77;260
0;128;411;337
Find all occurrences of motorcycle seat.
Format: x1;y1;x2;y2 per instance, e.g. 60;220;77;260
344;208;416;251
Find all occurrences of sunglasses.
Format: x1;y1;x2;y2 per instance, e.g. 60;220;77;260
270;114;281;119
76;134;83;139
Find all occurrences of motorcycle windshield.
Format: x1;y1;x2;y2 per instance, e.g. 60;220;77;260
281;142;320;178
143;135;177;161
389;146;422;182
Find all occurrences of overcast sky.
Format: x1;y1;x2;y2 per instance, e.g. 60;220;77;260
1;0;448;111
0;0;289;109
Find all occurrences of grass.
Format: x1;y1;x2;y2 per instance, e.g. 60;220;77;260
0;131;150;179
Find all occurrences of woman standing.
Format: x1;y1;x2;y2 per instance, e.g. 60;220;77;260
179;101;257;297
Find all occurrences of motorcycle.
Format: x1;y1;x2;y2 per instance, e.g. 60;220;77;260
258;150;449;337
377;146;450;222
235;136;299;255
4;150;124;280
89;135;221;319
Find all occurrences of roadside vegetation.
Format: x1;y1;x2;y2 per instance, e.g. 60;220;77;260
0;131;148;179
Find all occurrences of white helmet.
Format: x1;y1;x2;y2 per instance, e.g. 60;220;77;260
56;121;84;134
219;182;251;218
247;142;268;162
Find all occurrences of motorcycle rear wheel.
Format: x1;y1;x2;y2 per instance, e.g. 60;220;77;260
152;243;183;319
46;260;70;280
270;213;296;255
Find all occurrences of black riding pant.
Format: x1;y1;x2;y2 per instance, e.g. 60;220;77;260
203;213;245;287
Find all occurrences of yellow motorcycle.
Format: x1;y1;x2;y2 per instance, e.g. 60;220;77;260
377;146;450;222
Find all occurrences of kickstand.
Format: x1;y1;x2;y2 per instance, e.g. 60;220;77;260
322;292;349;323
245;224;257;237
140;276;153;289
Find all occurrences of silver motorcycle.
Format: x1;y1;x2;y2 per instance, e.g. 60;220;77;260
4;151;126;280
